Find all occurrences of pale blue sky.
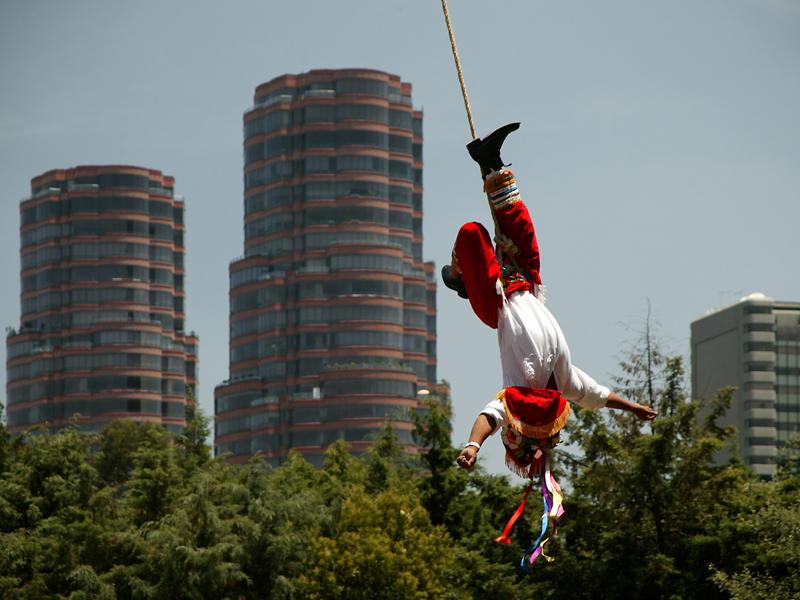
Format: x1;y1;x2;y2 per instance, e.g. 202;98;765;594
1;0;798;474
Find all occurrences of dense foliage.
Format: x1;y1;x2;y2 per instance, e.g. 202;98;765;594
1;354;797;599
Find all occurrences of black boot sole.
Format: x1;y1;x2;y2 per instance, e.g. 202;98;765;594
466;122;521;174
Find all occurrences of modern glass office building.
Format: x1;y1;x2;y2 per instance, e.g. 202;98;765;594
6;165;198;433
691;293;800;478
214;69;438;465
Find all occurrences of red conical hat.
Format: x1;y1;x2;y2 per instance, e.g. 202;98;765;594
498;386;571;439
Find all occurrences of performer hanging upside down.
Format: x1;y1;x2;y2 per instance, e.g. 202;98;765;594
444;123;658;475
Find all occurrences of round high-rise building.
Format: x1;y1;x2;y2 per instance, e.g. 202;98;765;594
215;69;438;465
6;165;198;433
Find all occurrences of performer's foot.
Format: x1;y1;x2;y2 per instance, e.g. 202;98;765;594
467;122;521;174
441;265;468;299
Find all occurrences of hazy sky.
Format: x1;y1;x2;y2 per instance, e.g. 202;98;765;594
1;0;798;475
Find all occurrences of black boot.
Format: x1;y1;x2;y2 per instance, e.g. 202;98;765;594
466;122;521;175
441;265;468;299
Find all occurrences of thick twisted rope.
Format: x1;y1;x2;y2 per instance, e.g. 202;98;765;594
440;0;477;141
440;0;516;266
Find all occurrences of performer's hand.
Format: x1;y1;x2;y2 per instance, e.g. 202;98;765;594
631;403;658;421
456;445;479;470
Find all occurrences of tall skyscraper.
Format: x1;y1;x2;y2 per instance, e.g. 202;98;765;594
6;165;198;434
215;69;438;465
691;293;800;478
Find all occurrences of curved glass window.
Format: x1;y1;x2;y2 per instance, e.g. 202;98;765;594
258;336;288;357
244;109;291;138
244;135;293;164
389;134;412;154
296;331;329;348
55;352;164;371
329;254;402;273
297;357;325;376
62;375;163;394
325;278;401;298
323;377;414;397
330;304;402;323
305;104;336;123
304;156;335;174
95;173;151;190
338;129;388;149
304;205;387;226
245;212;294;237
60;265;173;286
413;143;422;162
389;185;412;205
230;265;278;288
150;245;174;262
215;389;282;414
244;161;293;189
230;311;286;338
336;78;388;97
70;242;143;259
149;200;173;217
232;285;286;311
388;235;412;255
304;231;389;250
403;309;427;328
294;281;325;300
337;155;388;173
64;219;176;240
291;430;322;446
21;223;65;245
336;104;388;122
92;330;167;347
245;186;293;214
302;130;337;149
389;109;412;129
231;291;258;312
404;283;427;303
21;245;60;269
65;195;152;214
298;305;327;324
333;330;403;349
7;359;53;382
8;381;53;404
257;310;287;331
403;333;427;353
388;160;412;179
388;210;412;229
230;341;258;362
322;403;412;422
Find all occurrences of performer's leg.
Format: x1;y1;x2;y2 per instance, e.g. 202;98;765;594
466;123;543;286
484;169;541;286
454;222;502;329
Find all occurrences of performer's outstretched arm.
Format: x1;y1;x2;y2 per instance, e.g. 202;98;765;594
606;393;658;420
456;413;495;470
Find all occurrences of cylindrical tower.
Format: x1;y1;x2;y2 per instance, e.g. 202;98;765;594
6;165;198;433
215;69;437;465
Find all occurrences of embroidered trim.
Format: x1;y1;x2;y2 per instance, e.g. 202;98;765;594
484;169;521;209
500;265;528;290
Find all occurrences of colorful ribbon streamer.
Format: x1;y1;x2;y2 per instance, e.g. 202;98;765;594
494;450;565;572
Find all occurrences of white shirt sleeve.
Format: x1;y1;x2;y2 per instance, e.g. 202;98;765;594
480;398;507;434
553;349;610;410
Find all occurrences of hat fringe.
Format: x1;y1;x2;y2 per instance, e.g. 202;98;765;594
504;451;537;479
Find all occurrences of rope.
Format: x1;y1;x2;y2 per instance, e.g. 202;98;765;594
439;0;477;141
439;0;518;271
